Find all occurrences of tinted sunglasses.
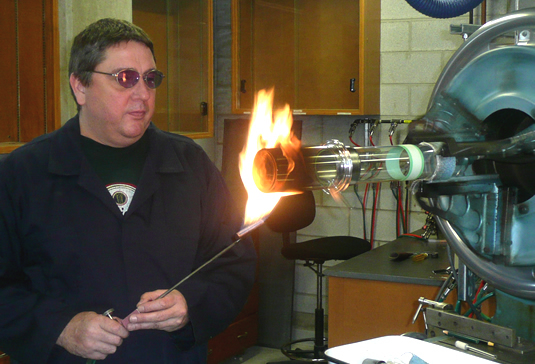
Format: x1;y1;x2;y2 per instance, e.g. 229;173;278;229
91;68;165;89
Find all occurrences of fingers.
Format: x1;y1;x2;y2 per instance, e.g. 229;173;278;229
56;312;129;360
127;290;189;332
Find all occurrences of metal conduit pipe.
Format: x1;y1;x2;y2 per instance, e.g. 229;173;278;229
406;0;485;18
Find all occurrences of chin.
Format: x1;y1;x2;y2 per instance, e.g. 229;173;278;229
125;118;151;135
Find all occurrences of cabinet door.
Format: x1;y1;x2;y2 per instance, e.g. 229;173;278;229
0;0;60;154
232;0;380;115
133;0;213;139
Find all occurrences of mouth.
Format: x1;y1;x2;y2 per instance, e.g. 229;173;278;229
128;110;147;119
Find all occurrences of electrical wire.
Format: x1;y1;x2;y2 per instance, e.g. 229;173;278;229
464;292;495;321
446;244;487;321
353;184;367;241
469;280;486;318
399;185;407;233
404;182;410;233
348;120;360;147
369;182;381;248
392;186;401;237
398;233;425;240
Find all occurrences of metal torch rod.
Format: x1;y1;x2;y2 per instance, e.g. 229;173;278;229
88;219;267;363
157;218;265;299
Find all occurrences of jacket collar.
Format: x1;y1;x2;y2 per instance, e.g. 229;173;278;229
48;115;84;176
48;115;184;176
47;115;185;218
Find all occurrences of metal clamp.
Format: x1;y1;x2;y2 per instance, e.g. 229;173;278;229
412;297;453;324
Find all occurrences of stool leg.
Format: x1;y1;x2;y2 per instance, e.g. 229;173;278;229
314;263;327;358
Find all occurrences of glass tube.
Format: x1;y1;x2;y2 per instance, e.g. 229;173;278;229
253;139;443;193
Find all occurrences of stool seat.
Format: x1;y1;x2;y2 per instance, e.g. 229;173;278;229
281;236;371;262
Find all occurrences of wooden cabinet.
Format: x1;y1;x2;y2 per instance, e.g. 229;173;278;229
0;353;8;364
133;0;214;139
0;0;60;154
207;283;260;364
232;0;380;115
328;277;496;348
328;277;447;348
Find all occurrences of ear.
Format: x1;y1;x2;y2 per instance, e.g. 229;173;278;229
69;73;87;107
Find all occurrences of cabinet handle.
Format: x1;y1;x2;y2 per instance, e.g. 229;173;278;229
349;78;356;92
240;79;247;93
200;102;208;116
237;331;248;339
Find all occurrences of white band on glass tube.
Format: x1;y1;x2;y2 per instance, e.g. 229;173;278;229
386;145;424;181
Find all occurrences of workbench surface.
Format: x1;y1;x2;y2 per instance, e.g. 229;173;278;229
324;234;451;286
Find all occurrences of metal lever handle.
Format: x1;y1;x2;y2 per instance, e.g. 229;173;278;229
412;297;453;324
200;102;208;116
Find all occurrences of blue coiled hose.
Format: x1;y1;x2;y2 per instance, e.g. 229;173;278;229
406;0;485;19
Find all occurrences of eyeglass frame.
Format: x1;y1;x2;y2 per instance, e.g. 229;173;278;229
90;68;165;89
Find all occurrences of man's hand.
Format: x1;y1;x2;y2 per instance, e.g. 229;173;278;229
56;311;129;360
126;289;189;332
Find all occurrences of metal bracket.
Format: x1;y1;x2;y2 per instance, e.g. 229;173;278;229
426;307;518;348
450;24;481;40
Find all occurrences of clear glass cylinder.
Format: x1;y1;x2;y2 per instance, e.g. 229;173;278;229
253;140;442;193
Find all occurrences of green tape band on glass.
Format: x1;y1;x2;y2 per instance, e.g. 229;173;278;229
385;145;424;181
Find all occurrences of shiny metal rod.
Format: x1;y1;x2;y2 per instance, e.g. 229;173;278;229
156;220;264;299
120;220;264;326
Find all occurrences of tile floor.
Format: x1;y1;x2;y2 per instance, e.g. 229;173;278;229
220;346;289;364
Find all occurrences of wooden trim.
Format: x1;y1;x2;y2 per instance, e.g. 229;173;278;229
179;0;214;140
231;0;241;114
1;0;59;153
205;0;214;139
0;1;18;143
360;0;381;115
0;143;25;154
45;0;61;132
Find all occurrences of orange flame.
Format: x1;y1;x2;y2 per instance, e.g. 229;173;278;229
239;89;301;226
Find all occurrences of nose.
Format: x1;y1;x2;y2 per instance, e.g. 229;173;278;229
131;78;152;100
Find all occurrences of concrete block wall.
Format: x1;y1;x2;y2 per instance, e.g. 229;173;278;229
212;0;535;342
57;0;132;124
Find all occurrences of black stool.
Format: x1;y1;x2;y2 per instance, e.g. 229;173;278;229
266;192;371;362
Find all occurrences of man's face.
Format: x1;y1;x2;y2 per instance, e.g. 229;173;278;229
71;41;157;147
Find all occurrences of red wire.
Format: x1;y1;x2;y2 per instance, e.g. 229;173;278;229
404;182;410;232
474;281;485;301
400;233;423;239
398;185;406;233
349;136;360;147
362;184;370;241
395;199;400;237
369;134;375;146
370;182;380;248
363;184;370;214
469;280;486;318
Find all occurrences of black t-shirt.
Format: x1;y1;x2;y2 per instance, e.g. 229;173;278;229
81;133;149;214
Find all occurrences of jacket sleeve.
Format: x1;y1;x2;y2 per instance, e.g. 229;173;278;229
173;152;257;346
0;157;76;364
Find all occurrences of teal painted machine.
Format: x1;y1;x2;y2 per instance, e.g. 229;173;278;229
407;7;535;358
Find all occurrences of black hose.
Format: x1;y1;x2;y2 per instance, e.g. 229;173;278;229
406;0;485;18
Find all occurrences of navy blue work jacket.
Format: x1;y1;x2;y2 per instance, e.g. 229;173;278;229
0;116;256;363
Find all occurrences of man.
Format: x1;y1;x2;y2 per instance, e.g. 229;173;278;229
0;18;256;363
